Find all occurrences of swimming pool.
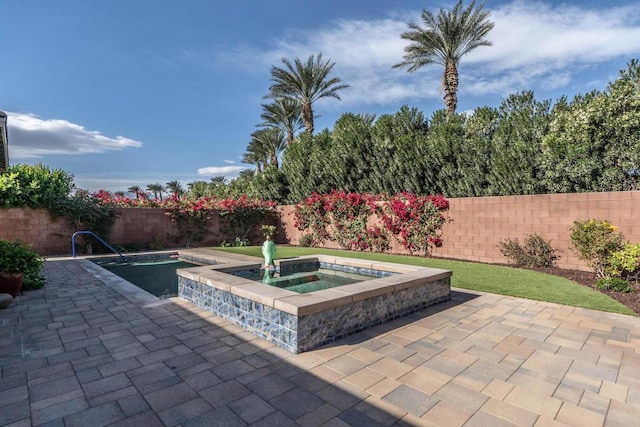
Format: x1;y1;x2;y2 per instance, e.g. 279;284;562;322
92;254;198;298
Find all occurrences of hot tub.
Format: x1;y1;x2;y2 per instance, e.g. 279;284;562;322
177;254;451;353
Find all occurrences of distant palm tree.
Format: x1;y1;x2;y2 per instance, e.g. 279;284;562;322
266;53;349;135
250;127;286;169
242;144;266;174
114;191;125;197
165;180;185;199
260;98;303;147
210;176;227;186
394;0;494;115
127;185;143;199
186;181;210;198
146;183;166;201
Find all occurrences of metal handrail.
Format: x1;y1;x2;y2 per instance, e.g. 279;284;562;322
71;231;129;261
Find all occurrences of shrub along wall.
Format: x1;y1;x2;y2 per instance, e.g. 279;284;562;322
2;191;639;270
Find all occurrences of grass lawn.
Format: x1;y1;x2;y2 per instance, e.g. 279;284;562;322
212;246;636;316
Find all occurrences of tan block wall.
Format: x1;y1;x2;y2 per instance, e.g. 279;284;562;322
430;191;640;270
278;191;640;271
0;208;71;255
2;191;638;270
0;208;239;255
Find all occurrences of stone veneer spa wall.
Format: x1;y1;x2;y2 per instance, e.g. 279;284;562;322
177;255;451;353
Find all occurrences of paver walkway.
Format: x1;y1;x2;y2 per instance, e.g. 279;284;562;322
1;258;639;426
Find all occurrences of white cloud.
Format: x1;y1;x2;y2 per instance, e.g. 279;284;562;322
216;1;640;106
6;112;142;159
223;159;236;164
197;165;247;176
72;173;202;194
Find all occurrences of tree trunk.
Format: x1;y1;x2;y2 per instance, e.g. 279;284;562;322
302;101;314;135
443;61;459;115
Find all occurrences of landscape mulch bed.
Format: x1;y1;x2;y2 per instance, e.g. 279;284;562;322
533;266;640;315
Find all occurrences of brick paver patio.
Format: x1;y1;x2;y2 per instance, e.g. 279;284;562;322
1;257;639;426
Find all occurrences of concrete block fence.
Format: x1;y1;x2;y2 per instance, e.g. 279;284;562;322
1;191;639;271
278;191;640;271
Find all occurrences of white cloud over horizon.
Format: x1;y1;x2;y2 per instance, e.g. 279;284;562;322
72;173;204;194
197;165;247;177
6;112;142;159
214;1;640;106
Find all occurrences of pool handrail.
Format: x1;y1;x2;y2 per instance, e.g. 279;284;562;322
71;231;130;261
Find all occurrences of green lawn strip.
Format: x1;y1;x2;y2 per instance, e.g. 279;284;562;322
211;246;636;316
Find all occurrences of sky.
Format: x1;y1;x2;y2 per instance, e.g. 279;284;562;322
2;0;640;194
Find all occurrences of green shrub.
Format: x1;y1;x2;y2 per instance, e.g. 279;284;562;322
261;225;277;240
148;237;164;251
233;237;248;247
298;234;313;247
0;163;74;210
596;277;634;293
570;219;623;278
499;234;558;268
221;237;249;247
0;240;46;290
607;242;640;283
118;243;141;253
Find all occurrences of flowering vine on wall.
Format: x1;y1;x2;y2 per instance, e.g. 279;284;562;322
293;191;449;255
93;191;276;247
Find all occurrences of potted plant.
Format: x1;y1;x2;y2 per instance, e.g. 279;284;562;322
0;240;45;298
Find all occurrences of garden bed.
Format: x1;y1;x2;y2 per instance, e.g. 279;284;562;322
533;266;640;315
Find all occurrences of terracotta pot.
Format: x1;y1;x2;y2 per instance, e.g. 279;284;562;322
0;272;24;298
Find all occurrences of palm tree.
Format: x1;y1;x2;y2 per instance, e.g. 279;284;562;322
127;185;144;199
146;183;166;201
266;53;349;135
250;127;286;168
242;143;267;173
394;0;494;115
260;98;303;147
210;176;227;186
165;180;185;199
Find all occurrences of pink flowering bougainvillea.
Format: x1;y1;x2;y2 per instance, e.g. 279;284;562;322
293;191;388;251
294;191;448;255
380;192;449;255
93;190;275;247
217;195;277;242
292;192;331;246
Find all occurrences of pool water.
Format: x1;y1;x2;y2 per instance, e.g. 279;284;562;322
94;257;198;297
233;265;381;294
